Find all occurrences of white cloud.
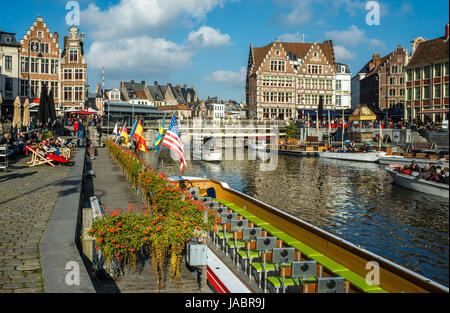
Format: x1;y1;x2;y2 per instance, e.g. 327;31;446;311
81;0;230;40
187;26;231;48
205;67;246;87
325;25;366;47
86;36;194;77
279;32;302;43
334;45;356;61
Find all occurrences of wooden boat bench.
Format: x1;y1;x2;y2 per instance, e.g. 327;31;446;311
214;198;388;293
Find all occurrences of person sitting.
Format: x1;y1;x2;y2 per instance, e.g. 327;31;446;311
41;128;53;140
439;168;449;184
403;161;420;176
427;169;440;182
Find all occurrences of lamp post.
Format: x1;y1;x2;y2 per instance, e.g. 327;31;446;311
27;38;43;100
385;68;391;128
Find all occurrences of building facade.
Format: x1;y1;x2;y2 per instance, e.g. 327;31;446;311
404;25;449;122
335;63;351;110
0;29;21;118
246;38;336;120
359;45;410;116
60;26;87;111
19;16;61;104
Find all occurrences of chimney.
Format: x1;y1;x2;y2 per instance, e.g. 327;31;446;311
141;80;146;86
445;23;449;41
131;80;135;85
183;84;187;89
54;32;59;43
154;81;158;86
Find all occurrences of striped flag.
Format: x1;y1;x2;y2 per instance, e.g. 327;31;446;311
133;120;147;153
162;114;186;174
153;117;166;153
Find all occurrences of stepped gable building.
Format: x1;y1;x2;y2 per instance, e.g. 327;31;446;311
0;29;21;118
359;45;409;117
19;16;61;104
404;24;449;122
60;26;87;111
246;38;336;120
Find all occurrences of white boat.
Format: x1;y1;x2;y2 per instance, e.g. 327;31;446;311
385;165;449;198
202;146;223;162
379;156;449;168
319;151;386;163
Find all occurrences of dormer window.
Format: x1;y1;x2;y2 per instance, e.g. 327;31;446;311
276;50;280;56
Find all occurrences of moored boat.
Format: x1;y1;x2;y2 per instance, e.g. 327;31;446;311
319;151;386;163
379;155;449;168
385;165;449;198
170;176;449;293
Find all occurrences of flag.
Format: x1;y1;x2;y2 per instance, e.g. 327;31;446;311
112;123;118;136
129;119;138;140
115;123;127;144
153;117;166;153
162;114;186;174
133;120;147;153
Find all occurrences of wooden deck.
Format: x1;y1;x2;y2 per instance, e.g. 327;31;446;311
85;147;204;293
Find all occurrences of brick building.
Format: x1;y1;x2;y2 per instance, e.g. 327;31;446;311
246;38;336;120
19;16;61;104
404;25;449;122
359;45;409;119
60;26;87;111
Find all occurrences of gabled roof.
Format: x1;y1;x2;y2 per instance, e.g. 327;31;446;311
148;85;164;101
364;52;393;79
250;41;335;76
406;36;449;68
135;89;148;100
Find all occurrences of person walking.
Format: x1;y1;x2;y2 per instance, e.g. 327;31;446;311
78;119;84;139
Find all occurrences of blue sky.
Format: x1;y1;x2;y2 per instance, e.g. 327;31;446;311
1;0;449;102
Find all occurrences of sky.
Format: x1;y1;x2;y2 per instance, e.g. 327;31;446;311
1;0;449;103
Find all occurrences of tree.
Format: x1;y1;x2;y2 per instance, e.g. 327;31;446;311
286;120;297;139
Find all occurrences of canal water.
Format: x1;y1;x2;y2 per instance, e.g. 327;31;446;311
146;149;449;288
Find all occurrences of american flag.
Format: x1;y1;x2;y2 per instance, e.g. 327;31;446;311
162;114;186;174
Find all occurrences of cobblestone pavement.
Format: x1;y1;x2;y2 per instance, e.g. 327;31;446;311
0;156;71;293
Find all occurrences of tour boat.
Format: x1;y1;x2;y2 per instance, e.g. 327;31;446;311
319;151;386;163
379;155;449;168
170;176;449;294
385;165;449;199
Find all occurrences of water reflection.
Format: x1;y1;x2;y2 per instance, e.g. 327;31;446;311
145;149;449;287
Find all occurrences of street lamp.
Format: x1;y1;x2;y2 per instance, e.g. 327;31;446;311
385;67;391;127
28;38;43;100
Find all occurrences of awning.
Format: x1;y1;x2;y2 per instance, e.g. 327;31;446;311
418;109;449;114
297;109;339;117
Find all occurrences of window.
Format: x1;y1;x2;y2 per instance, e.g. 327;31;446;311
414;68;421;80
445;83;449;98
75;68;83;80
64;69;72;80
434;84;441;98
423;65;431;79
270;60;285;72
399;77;405;85
4;56;12;70
407;69;412;82
40;43;49;54
20;57;29;73
336;95;342;106
41;58;49;74
30;57;39;73
74;86;83;101
444;62;449;76
389;77;396;85
434;64;441;77
69;50;78;62
31;80;39;97
64;86;73;101
423;86;430;99
336;80;342;91
4;78;13;96
50;81;59;97
389;89;396;96
407;88;412;101
399;88;405;97
414;87;420;100
50;59;58;74
391;66;399;74
37;31;43;38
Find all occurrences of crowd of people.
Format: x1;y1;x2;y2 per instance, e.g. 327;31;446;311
401;161;449;185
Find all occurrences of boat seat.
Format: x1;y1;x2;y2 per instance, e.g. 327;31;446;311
266;276;297;293
334;269;387;293
310;255;349;273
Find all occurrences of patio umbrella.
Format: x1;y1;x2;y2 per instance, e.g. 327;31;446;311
12;96;22;129
38;84;49;125
22;98;31;128
48;89;57;123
